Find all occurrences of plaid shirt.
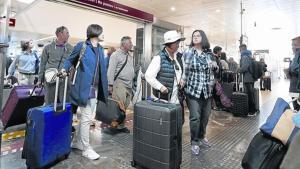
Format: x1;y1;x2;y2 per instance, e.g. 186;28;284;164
182;47;215;99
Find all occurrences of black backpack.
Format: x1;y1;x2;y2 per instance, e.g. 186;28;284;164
250;59;264;81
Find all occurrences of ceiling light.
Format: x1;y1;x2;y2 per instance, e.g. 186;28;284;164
171;6;176;11
216;9;221;13
17;0;35;4
271;27;281;30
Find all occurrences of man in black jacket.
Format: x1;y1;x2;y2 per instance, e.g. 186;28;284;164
289;36;300;111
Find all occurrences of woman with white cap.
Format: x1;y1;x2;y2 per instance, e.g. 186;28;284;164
145;30;185;104
181;30;218;156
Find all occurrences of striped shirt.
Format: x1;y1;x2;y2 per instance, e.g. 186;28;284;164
182;47;215;99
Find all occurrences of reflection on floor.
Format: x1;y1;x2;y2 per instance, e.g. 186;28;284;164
0;79;292;169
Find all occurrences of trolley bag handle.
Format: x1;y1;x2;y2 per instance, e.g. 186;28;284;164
235;73;244;92
29;85;44;97
240;73;244;92
235;73;239;92
141;76;146;100
157;91;171;102
54;75;68;112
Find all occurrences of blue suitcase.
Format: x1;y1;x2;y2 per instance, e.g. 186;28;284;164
23;76;72;169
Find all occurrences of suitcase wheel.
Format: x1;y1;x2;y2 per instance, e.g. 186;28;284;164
131;160;136;167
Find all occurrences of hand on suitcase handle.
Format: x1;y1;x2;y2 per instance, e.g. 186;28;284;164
160;86;168;94
58;69;70;77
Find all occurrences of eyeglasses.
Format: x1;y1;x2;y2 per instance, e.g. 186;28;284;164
171;60;179;70
193;35;201;38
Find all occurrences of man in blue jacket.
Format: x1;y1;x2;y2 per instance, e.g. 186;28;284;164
238;44;256;115
61;24;108;160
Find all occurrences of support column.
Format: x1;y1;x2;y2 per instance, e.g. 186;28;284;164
0;0;11;148
142;23;152;98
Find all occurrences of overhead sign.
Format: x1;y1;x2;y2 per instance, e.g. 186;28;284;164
66;0;153;22
0;18;16;27
9;18;16;27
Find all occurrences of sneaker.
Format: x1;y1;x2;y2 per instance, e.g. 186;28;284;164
117;127;130;133
191;145;200;155
82;148;100;160
248;112;256;117
71;141;84;151
200;138;211;148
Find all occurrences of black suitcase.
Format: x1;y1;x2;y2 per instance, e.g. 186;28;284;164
231;92;249;117
132;100;182;169
242;132;287;169
263;77;271;91
230;74;249;117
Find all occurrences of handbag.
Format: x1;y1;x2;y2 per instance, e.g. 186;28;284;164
260;97;299;145
44;68;58;83
95;98;125;127
44;52;64;84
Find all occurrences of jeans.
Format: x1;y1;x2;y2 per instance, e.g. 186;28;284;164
244;82;255;113
186;94;212;145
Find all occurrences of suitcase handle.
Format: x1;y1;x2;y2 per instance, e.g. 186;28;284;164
235;73;244;92
54;75;68;112
29;85;44;97
157;92;171;102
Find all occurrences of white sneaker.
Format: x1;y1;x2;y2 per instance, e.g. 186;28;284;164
71;141;84;151
82;148;100;160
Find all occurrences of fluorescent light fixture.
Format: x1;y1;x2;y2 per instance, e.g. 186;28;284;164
171;6;176;11
17;0;35;4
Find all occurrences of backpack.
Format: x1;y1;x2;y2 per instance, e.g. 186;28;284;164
250;59;264;81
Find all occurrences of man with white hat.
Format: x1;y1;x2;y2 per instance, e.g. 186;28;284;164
145;30;185;103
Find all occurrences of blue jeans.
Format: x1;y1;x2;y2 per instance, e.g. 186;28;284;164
186;94;212;145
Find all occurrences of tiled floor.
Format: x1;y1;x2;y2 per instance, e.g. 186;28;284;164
0;79;293;169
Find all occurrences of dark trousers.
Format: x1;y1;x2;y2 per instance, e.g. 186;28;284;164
186;94;212;145
244;82;255;113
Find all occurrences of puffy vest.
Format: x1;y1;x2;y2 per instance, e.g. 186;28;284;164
153;50;175;100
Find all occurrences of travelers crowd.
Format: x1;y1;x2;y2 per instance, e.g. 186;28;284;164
5;24;300;160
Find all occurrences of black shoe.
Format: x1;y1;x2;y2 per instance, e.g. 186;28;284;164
248;112;256;116
117;127;130;133
72;126;76;133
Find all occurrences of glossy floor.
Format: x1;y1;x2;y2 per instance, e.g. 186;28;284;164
0;79;292;169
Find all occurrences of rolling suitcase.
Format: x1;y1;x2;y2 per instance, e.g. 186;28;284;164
2;85;44;129
230;73;249;117
263;77;271;91
132;94;182;169
23;76;72;169
242;132;287;169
